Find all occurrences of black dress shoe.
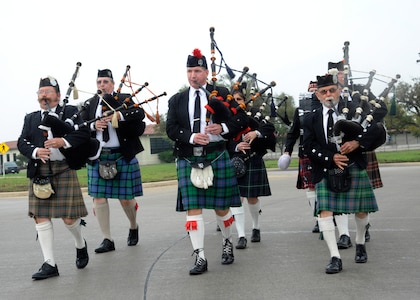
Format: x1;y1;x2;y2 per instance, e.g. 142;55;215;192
189;256;208;275
365;228;371;242
127;225;139;246
337;234;352;249
221;239;234;265
76;240;89;269
312;221;320;233
251;229;261;243
216;225;221;232
95;238;115;253
32;262;59;280
355;244;368;263
236;237;247;249
325;257;342;274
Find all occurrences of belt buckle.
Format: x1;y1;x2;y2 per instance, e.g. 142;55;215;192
193;147;204;156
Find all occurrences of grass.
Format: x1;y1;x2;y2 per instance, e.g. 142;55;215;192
1;149;419;193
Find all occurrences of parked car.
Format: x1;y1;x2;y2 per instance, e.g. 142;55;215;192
2;161;19;174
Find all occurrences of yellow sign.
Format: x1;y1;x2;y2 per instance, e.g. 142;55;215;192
0;142;10;155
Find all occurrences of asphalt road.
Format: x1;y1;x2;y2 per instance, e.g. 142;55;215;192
1;164;419;300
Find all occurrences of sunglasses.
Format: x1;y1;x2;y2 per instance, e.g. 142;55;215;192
318;87;338;95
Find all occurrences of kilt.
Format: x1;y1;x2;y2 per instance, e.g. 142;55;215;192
315;163;378;215
28;160;87;219
237;155;271;198
365;150;383;189
87;152;143;199
297;156;315;190
176;150;241;211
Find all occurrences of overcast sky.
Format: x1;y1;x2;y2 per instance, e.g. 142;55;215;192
1;0;419;142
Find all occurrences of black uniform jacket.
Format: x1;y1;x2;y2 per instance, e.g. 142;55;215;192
18;105;91;178
302;99;382;184
166;85;248;158
80;93;145;162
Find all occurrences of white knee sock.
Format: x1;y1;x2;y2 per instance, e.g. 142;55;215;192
122;200;138;229
318;216;340;258
306;190;316;209
65;218;85;249
94;201;112;240
248;200;261;230
355;215;368;245
36;221;56;266
216;211;234;241
230;206;245;238
335;214;350;237
186;214;205;259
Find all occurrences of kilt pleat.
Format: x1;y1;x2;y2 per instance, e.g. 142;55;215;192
237;155;271;197
87;153;143;199
365;151;383;189
28;160;87;219
315;164;378;215
176;150;241;211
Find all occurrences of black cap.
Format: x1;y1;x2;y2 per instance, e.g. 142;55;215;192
316;74;338;88
187;48;208;69
328;61;344;72
97;69;113;79
39;76;60;93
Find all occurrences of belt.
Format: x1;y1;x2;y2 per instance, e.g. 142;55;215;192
101;147;121;154
192;142;226;157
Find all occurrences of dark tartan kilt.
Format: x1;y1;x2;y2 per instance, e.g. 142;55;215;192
28;160;87;219
176;150;241;211
365;150;383;189
87;152;143;199
315;163;378;216
297;156;315;190
237;155;271;198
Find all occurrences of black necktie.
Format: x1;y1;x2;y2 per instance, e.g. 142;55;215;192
103;123;110;142
193;90;201;133
327;109;334;141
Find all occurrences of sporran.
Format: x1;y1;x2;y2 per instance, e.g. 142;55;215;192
33;176;55;199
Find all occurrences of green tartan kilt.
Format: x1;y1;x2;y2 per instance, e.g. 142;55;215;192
28;160;87;219
176;150;241;211
315;163;378;216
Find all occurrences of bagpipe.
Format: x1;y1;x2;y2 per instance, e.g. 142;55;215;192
38;62;102;169
330;41;400;151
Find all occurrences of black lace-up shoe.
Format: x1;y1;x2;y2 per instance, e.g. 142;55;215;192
251;229;261;242
337;234;352;249
189;250;208;275
127;225;139;246
365;228;371;242
355;244;368;263
236;237;247;249
95;238;115;253
312;221;320;233
76;240;89;269
325;257;342;274
32;262;59;280
221;239;234;265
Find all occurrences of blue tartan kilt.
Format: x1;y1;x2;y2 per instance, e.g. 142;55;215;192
87;152;143;199
176;150;241;211
315;163;378;215
237;155;271;198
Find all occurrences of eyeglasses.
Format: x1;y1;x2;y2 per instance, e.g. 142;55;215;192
36;90;55;95
97;79;110;84
317;87;338;95
234;98;244;101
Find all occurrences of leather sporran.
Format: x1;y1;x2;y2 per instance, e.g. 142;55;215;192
99;161;118;180
190;161;214;189
327;167;351;193
230;156;246;178
33;176;55;199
